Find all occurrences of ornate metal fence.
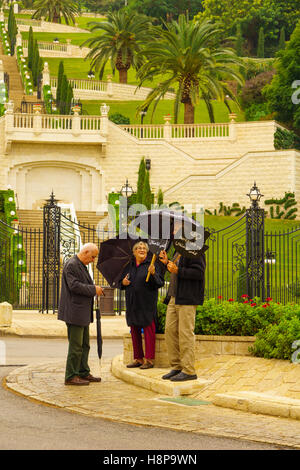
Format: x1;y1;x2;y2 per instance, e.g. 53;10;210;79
2;187;300;311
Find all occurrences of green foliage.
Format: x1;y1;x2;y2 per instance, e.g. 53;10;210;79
56;60;64;108
274;128;300;151
156;296;300;361
206;201;246;217
278;26;285;50
265;192;298;220
27;26;34;70
137;15;244;124
257;26;265;58
109;112;130;125
8;3;17;55
0;21;11;55
264;21;300;130
136;157;146;205
235;22;243;56
32;0;79;25
16;45;33;95
141;169;152;210
157;188;164;206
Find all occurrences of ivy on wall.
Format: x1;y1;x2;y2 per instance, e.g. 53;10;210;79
265;192;298;219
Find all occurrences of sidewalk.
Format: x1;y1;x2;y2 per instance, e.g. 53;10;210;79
2;311;300;448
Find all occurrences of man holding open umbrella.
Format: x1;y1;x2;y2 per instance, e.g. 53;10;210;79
159;235;206;382
58;243;104;386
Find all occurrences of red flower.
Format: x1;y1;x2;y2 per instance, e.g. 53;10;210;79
241;294;248;298
266;297;273;301
250;303;256;307
218;295;223;299
262;304;267;308
228;298;234;302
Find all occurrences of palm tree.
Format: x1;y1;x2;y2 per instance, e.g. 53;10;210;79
32;0;79;25
82;10;153;84
137;15;244;124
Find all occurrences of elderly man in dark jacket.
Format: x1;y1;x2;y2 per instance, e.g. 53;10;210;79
159;250;206;382
58;243;104;386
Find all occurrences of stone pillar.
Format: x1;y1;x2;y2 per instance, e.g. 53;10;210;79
107;75;113;97
42;62;50;87
33;104;42;134
66;39;72;56
0;302;12;327
13;2;18;14
5;100;14;133
16;32;22;48
163;114;172;141
100;102;110;136
0;9;4;22
72;105;81;135
229;112;237;141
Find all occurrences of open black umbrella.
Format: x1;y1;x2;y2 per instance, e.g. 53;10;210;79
96;234;139;287
172;228;211;259
130;209;204;246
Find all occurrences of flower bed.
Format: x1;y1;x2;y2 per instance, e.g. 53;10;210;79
156;296;300;361
0;22;11;55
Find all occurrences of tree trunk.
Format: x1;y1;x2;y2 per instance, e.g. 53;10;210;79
184;101;194;124
118;68;128;84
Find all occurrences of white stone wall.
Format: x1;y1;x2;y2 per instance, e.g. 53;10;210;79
0;117;299;217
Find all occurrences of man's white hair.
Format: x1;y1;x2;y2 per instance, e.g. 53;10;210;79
79;243;98;254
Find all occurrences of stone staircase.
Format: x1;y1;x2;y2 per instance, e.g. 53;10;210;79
0;53;43;111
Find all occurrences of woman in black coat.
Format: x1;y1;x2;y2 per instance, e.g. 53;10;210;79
121;241;164;369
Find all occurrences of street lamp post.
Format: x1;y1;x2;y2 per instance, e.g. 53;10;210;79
246;182;265;300
119;179;134;233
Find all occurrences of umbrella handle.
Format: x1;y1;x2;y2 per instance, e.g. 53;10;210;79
146;254;156;282
173;254;181;263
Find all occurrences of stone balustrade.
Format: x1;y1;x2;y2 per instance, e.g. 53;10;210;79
3;100;109;150
22;40;90;58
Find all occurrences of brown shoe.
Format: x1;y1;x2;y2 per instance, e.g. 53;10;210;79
140;361;154;369
126;360;143;368
82;374;101;382
65;376;90;386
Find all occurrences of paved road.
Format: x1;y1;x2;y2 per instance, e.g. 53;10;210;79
0;337;289;451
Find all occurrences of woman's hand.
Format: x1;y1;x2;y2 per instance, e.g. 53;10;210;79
122;274;131;286
148;264;155;276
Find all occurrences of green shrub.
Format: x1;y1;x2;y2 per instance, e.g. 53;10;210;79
156;295;300;361
109;113;130;125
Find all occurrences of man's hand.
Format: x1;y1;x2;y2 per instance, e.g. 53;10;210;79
122;274;131;286
159;250;168;265
167;261;178;274
95;285;105;296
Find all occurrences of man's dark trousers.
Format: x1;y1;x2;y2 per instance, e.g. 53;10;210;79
65;324;90;381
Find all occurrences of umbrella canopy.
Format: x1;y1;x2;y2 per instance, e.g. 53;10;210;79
96;234;138;287
130;209;205;251
173;229;211;259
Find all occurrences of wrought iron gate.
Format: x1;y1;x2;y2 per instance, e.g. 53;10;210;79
2;190;300;311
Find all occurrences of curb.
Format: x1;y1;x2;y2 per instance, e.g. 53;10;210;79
111;355;211;397
213;391;300;420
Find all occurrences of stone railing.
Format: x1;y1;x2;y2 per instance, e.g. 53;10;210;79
3;101;110;150
50;76;107;93
121;117;233;141
22;40;90;58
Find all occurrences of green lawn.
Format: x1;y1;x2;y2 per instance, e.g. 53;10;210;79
21;31;92;45
81;99;243;124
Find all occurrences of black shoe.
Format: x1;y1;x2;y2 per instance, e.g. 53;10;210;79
162;369;182;380
170;372;197;382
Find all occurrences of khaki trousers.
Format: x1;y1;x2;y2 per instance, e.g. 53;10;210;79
165;297;197;375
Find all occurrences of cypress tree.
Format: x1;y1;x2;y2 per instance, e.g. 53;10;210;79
157;188;164;206
65;83;73;115
56;61;64;109
28;27;34;70
8;4;17;55
257;27;265;58
279;26;285;50
32;39;40;86
59;74;68;114
136;157;146;204
142;170;152;210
